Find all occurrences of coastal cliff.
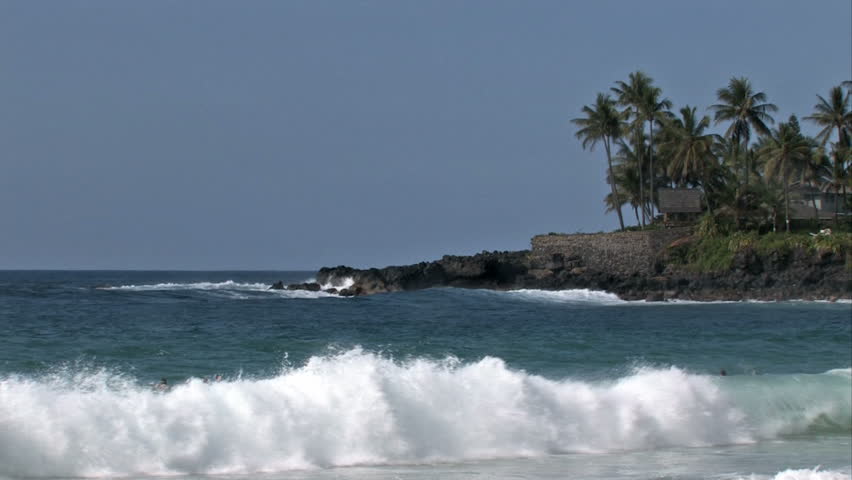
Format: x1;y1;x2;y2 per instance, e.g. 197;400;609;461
283;229;851;302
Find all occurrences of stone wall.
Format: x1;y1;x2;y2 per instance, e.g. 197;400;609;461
530;228;693;275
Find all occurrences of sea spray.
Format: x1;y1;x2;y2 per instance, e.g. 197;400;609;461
319;276;355;291
103;280;273;292
1;350;849;477
504;288;628;304
100;280;340;299
733;467;852;480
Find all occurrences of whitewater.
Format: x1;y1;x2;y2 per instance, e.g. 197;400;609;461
0;270;849;479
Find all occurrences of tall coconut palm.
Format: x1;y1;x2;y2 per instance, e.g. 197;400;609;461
805;85;852;214
610;71;653;227
617;130;653;223
659;106;720;212
823;144;851;226
612;142;646;226
637;82;672;219
710;77;778;187
610;72;651;227
758;119;812;232
713;136;745;181
805;85;852;147
572;93;626;230
800;146;834;223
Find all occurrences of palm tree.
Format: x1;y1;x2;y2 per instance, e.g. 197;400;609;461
805;85;852;216
710;77;778;188
823;144;851;226
758;119;812;232
800;146;833;223
713;136;745;181
659;106;721;212
611;144;645;226
805;85;852;147
572;93;626;230
612;71;653;226
637;81;672;219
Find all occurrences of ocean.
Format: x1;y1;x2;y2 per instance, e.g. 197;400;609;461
0;270;849;480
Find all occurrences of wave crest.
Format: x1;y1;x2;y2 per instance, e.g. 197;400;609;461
0;351;849;477
99;280;340;299
733;467;852;480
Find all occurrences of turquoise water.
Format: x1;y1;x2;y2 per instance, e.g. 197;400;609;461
0;271;850;480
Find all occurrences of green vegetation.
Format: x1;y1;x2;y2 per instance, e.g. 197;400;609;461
573;73;852;233
668;215;852;273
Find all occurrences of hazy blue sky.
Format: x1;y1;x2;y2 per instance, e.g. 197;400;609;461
1;1;849;269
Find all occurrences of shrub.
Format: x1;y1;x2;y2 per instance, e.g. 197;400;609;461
812;232;852;255
665;231;851;273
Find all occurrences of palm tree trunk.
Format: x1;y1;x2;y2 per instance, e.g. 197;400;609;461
649;119;655;222
636;125;646;228
784;174;790;233
744;151;750;188
702;165;713;215
733;140;741;230
838;126;849;228
811;195;820;225
604;137;625;231
834;183;839;228
634;206;640;226
772;208;777;233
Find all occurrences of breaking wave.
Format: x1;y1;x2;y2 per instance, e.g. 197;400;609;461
500;288;852;305
0;350;849;478
99;280;341;299
102;280;271;292
731;467;852;480
502;288;628;304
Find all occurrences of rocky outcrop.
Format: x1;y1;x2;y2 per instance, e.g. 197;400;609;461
314;251;530;296
286;282;322;292
279;231;851;301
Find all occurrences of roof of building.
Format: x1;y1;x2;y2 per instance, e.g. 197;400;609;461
658;188;703;213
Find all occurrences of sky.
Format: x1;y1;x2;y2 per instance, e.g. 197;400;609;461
1;0;850;270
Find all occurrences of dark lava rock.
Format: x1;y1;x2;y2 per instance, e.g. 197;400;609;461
287;282;321;292
312;240;850;302
645;291;665;302
337;287;364;297
269;281;285;290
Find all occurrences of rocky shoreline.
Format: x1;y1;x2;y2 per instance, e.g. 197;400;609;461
271;232;852;302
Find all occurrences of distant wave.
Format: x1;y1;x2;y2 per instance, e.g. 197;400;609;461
0;350;849;478
497;288;851;305
99;280;342;299
730;467;851;480
503;288;628;304
101;280;271;292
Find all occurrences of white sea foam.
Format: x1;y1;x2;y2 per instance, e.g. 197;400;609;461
504;288;629;304
498;288;851;305
1;351;849;478
278;289;340;299
320;276;355;291
104;280;271;292
100;280;343;299
733;467;852;480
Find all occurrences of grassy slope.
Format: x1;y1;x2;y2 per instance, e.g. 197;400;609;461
666;231;852;273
